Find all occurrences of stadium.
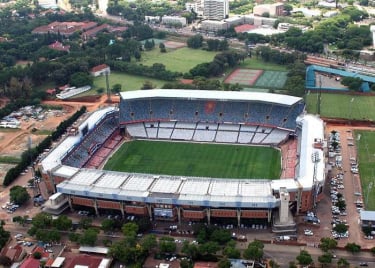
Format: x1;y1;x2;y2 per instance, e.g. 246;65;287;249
39;90;325;229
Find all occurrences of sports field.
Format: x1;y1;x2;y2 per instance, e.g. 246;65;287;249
355;130;375;210
104;140;281;179
306;92;375;121
224;69;263;86
254;71;288;89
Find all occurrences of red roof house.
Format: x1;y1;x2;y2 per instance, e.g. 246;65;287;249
90;64;110;77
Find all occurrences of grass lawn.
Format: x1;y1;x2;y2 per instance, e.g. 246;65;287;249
241;58;288;71
354;130;375;210
139;47;218;73
306;92;375;121
76;72;167;97
104;140;281;179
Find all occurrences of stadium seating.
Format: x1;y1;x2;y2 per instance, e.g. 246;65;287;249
62;113;119;168
120;98;304;130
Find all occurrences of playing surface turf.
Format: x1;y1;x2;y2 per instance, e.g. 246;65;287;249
354;130;375;210
104;140;281;179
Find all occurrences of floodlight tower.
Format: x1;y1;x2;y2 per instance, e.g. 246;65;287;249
371;25;375;49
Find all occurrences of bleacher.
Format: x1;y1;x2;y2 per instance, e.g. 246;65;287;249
62;113;119;168
119;96;304;146
120;98;304;130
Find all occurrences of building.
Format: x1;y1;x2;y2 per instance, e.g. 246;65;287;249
32;21;98;36
203;0;229;20
161;16;187;27
360;210;375;231
39;90;326;227
90;64;110;77
186;1;204;17
48;41;70;52
253;3;284;17
200;20;229;32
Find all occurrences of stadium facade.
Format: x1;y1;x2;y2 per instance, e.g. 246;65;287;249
40;90;325;226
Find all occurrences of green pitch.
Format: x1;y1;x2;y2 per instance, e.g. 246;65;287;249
354;130;375;210
104;140;281;179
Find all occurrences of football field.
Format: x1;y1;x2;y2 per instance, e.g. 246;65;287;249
104;140;281;179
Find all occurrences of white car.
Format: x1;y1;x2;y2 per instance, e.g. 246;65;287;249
304;229;314;236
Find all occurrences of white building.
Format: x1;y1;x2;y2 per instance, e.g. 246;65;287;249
253;3;284;17
161;16;187;27
185;1;204;17
203;0;229;20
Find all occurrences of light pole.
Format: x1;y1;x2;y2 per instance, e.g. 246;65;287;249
349;97;355;124
366;181;373;207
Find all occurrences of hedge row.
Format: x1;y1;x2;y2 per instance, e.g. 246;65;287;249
3;106;87;186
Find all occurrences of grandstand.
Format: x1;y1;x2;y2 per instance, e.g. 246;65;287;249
39;90;325;227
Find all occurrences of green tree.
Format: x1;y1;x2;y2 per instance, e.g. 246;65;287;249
318;252;332;267
320;237;337;252
101;219;115;233
218;257;231;268
122;222;139;237
334;223;348;234
337;257;349;268
344;242;361;253
70;72;93;87
53;215;72;231
243;240;264;261
296;250;313;266
187;34;203;49
141;234;157;253
33;251;42;259
80;228;99;246
159;237;176;253
0;221;10;249
79;218;92;229
111;83;122;94
288;261;297;268
0;255;12;266
9;185;30;205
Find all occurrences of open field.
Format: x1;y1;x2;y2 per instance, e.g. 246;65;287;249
104;140;281;179
355;130;375;210
77;72;167;97
241;58;288;71
140;47;218;73
306;92;375;121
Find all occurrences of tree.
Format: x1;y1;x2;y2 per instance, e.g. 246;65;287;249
0;255;11;266
159;43;166;53
80;228;99;246
111;84;122;94
0;221;10;251
79;218;92;230
337;257;350;268
318;252;332;267
122;222;138;237
288;261;297;268
243;240;264;261
187;34;203;49
344;242;361;253
70;72;93;87
218;257;231;268
141;234;157;253
371;246;375;255
333;223;348;234
341;77;363;91
319;237;337;252
53;215;72;231
296;250;313;266
101;219;115;233
33;252;42;259
9;185;30;205
159;237;176;253
141;81;155;90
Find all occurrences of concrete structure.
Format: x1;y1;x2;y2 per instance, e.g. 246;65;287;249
39;90;326;228
203;0;229;20
371;25;375;48
360;210;375;231
200;20;229;31
161;16;187;27
253;3;284;17
186;1;204;17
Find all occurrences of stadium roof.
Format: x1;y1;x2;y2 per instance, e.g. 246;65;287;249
120;90;302;106
40;107;117;172
56;171;277;208
296;114;325;189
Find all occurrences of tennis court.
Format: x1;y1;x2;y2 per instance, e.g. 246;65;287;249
224;69;263;86
254;71;288;89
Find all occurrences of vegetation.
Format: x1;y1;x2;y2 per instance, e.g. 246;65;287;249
355;130;375;210
0;221;10;250
296;250;313;266
9;185;30;205
104;140;281;179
